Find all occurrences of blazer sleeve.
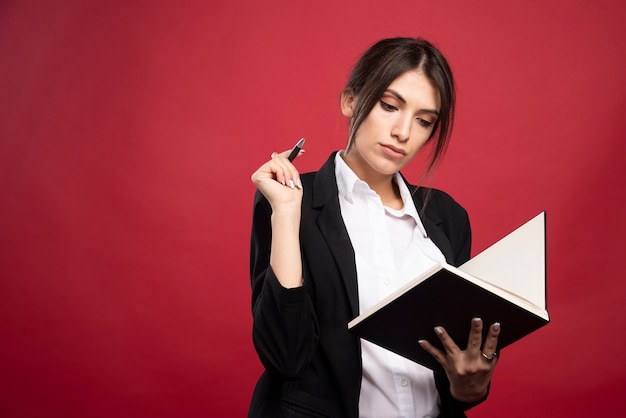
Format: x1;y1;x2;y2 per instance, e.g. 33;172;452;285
249;190;319;379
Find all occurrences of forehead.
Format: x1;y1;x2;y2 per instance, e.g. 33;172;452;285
386;69;441;110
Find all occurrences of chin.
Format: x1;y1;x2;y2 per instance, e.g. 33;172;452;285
374;160;403;176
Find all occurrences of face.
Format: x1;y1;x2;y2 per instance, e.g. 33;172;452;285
341;69;441;182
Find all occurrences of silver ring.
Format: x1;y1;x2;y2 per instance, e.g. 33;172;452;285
481;351;497;362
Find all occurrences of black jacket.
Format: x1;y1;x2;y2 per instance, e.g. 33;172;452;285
249;152;481;417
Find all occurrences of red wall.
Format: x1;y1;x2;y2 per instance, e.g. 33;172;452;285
1;1;625;416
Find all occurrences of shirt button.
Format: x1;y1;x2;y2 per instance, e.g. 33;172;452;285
384;279;390;286
400;378;409;387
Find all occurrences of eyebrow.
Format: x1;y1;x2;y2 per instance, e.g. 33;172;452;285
384;89;440;117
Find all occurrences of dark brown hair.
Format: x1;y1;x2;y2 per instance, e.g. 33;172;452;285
343;37;456;178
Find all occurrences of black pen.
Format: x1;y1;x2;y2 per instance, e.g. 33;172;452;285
287;138;306;162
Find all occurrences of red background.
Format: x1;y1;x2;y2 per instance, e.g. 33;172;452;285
1;1;625;417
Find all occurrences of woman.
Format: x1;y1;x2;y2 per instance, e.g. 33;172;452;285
249;37;500;418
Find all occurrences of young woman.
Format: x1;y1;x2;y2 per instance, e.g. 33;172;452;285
249;37;500;418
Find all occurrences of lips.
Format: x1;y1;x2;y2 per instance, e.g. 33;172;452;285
380;144;406;158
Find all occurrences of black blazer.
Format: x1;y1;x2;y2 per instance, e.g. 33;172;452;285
249;152;481;417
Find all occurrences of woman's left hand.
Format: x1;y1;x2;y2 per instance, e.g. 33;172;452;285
418;318;500;403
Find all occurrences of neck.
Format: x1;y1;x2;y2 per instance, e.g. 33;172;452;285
341;151;403;209
377;177;403;210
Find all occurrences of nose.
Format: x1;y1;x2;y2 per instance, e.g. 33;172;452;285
391;115;411;142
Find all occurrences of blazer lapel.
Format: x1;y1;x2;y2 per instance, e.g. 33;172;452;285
312;153;359;317
406;181;455;264
421;214;454;264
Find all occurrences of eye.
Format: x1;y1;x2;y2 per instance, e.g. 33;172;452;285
417;118;434;128
379;100;397;112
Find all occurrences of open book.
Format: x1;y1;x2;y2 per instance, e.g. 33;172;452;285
348;212;549;371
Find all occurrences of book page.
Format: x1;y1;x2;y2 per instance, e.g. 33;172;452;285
459;212;546;310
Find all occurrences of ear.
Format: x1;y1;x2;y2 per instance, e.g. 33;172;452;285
340;88;356;118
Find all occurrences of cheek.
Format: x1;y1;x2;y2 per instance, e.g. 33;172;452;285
406;137;430;160
352;118;378;143
412;133;431;149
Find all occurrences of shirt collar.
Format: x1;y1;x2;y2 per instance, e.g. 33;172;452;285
334;151;427;237
335;151;361;204
393;173;428;238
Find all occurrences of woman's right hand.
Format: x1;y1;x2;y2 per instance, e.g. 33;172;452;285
251;149;303;211
251;148;305;289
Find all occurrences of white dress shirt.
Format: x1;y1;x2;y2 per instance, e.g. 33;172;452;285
335;152;447;418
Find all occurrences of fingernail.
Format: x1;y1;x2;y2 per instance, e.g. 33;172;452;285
472;318;482;326
297;179;302;189
288;179;295;189
492;322;501;332
418;340;426;346
434;327;443;336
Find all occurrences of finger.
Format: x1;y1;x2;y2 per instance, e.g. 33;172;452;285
466;317;484;353
269;152;301;188
275;148;300;162
481;322;501;358
418;339;448;366
279;148;304;159
267;152;295;186
286;148;305;161
251;157;282;186
267;156;287;186
480;349;499;366
433;326;461;355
